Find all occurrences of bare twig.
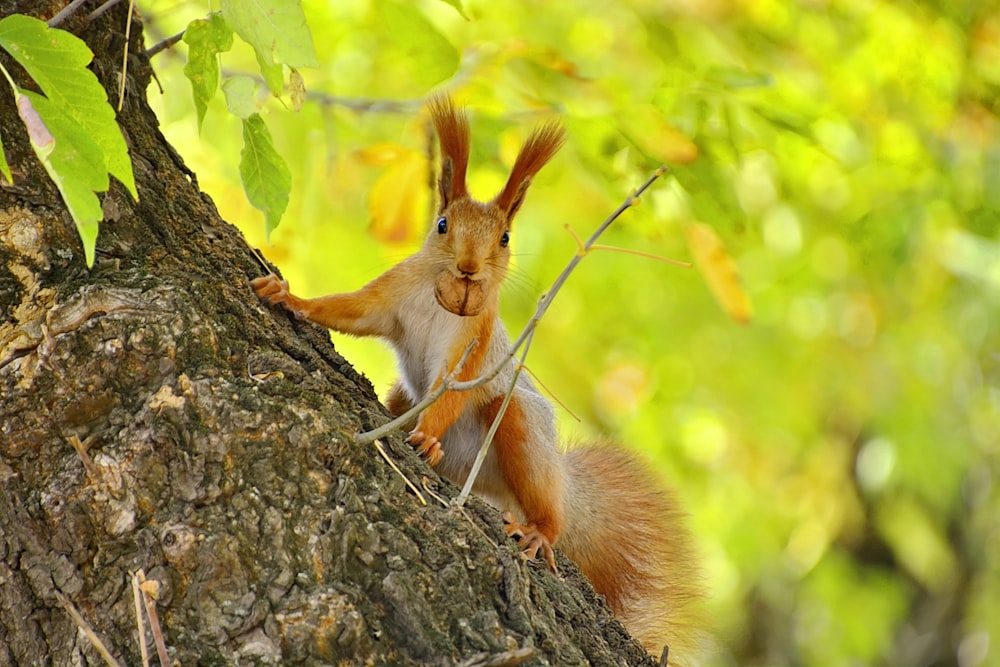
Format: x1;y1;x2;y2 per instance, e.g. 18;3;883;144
131;572;150;667
373;439;426;505
421;477;450;508
136;571;170;667
521;363;581;422
143;30;184;58
456;329;534;507
54;591;122;667
67;434;99;482
48;0;90;26
564;223;691;267
88;0;128;22
117;0;135;112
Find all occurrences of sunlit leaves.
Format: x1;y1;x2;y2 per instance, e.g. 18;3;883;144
240;113;291;239
20;90;107;267
0;14;135;199
183;13;233;131
0;14;135;267
179;3;318;235
686;222;752;324
375;0;459;89
220;0;318;70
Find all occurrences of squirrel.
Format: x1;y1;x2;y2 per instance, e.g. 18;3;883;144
251;97;704;662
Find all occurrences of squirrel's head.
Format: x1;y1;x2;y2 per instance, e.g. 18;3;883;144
424;97;565;317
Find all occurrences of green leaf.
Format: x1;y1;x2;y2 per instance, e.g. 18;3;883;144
240;113;291;238
0;14;136;199
20;90;105;267
254;47;284;95
182;13;233;132
220;0;318;69
0;130;11;183
222;76;258;119
376;0;459;88
671;144;745;233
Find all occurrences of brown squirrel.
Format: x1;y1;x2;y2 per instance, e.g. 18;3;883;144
251;97;704;662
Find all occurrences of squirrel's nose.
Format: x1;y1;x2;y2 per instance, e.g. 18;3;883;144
457;259;480;276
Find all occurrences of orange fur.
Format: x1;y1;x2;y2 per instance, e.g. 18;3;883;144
484;394;565;545
494;122;566;219
429;97;470;206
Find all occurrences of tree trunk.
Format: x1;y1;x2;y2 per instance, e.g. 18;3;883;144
0;3;656;665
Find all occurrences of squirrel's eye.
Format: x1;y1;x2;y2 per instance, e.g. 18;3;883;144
500;230;510;247
436;217;447;234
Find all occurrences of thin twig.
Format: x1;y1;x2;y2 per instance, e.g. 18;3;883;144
374;439;426;505
589;244;691;267
456;329;534;507
88;0;128;22
67;435;99;482
521;364;581;422
564;224;691;267
137;572;170;667
131;572;150;667
47;0;90;26
143;30;184;58
54;591;122;667
421;477;450;508
117;0;134;112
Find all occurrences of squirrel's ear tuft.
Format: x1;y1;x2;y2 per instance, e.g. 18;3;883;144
494;121;565;222
428;96;470;212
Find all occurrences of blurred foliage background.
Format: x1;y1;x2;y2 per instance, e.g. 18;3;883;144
139;1;998;665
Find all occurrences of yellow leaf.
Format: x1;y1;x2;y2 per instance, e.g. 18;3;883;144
686;222;752;323
622;105;699;165
355;142;409;167
368;149;428;243
288;68;306;112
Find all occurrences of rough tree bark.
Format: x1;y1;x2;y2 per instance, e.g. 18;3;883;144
0;2;658;665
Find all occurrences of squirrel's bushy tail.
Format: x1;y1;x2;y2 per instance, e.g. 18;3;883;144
559;443;706;664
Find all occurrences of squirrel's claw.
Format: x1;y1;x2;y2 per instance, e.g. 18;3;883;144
407;431;444;465
503;511;557;572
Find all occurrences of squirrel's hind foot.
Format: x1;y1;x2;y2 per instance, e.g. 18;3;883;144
503;511;557;572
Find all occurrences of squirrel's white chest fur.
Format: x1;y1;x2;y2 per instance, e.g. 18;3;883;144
391;282;466;399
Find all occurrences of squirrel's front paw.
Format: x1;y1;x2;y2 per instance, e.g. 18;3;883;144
251;275;290;304
407;430;444;465
251;275;305;317
503;511;557;572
